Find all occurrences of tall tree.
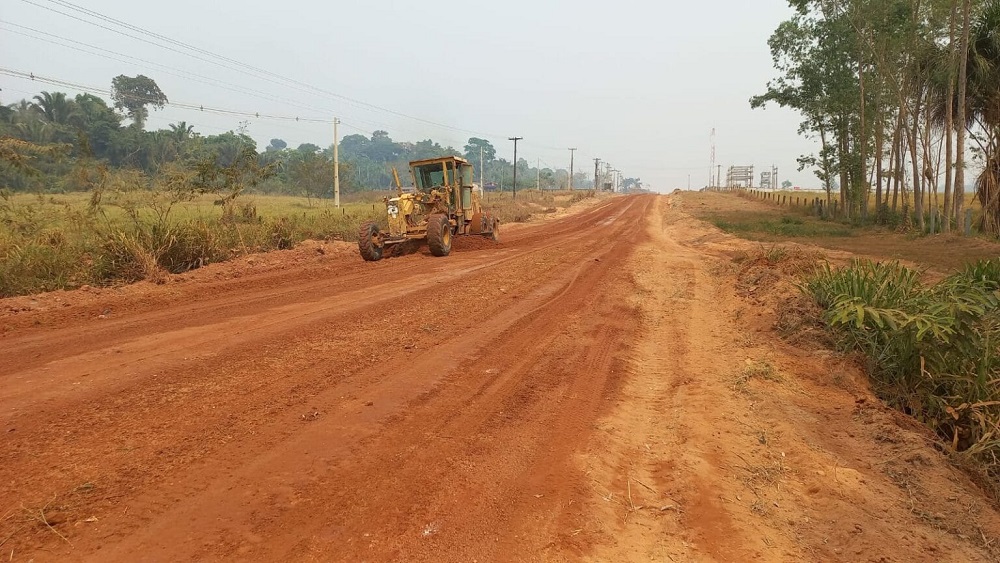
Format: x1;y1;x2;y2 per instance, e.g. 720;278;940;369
111;74;168;130
463;137;496;164
74;93;122;159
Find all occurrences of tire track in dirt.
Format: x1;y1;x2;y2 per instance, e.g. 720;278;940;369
0;195;650;561
0;199;632;416
570;196;1000;562
0;198;621;374
6;193;996;562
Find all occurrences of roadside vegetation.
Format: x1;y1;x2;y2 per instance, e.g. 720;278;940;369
0;75;601;298
712;212;856;239
804;259;1000;495
754;1;1000;236
0;182;589;297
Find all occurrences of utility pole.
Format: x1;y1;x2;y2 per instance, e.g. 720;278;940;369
480;146;484;188
536;158;540;191
333;117;341;208
594;158;601;191
717;165;721;189
568;148;577;190
508;136;523;199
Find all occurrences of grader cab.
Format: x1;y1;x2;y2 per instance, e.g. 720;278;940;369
357;156;500;261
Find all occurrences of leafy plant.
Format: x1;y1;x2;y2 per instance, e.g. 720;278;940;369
805;259;1000;479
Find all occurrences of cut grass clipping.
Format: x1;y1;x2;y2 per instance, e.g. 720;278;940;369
804;258;1000;493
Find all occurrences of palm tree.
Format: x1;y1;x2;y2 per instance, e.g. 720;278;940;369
167;121;194;144
16;119;53;144
5;99;35;126
929;1;1000;236
30;91;80;126
148;130;179;170
967;1;1000;235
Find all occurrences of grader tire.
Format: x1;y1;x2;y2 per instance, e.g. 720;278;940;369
427;214;453;257
489;217;501;242
357;221;384;262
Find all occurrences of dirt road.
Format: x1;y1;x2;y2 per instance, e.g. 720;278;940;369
2;194;999;562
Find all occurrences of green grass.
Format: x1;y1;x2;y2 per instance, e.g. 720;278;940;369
711;213;856;239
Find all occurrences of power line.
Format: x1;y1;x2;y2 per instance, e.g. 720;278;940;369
21;0;512;140
0;23;454;142
0;22;350;120
0;67;330;123
19;0;590;160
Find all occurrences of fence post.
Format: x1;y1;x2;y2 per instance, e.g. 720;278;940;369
965;208;974;236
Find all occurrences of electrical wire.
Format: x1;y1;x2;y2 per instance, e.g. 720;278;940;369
23;0;511;139
21;0;603;164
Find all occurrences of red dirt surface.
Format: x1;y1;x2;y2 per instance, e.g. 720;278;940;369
1;194;998;562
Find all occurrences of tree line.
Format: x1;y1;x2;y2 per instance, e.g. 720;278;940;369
753;0;1000;236
0;75;602;198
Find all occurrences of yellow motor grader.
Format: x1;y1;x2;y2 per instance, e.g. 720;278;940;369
357;156;500;261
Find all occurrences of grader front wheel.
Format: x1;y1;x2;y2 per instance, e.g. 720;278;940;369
427;214;453;257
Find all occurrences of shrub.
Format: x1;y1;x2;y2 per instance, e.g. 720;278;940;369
805;259;1000;481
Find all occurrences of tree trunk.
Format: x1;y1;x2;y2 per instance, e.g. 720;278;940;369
892;107;905;213
955;0;972;228
839;117;850;218
943;0;958;233
819;121;834;208
921;88;936;214
875;112;885;221
910;95;924;232
859;44;868;222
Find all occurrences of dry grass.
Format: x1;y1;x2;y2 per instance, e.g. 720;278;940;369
0;189;594;298
686;191;1000;272
733;359;783;393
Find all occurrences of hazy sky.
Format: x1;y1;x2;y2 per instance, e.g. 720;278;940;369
1;0;819;192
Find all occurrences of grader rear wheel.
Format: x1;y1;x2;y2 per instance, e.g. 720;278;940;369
427;214;453;257
357;221;384;262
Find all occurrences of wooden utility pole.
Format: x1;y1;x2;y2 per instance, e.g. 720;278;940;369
594;158;600;191
509;137;522;199
333;118;341;208
568;148;577;190
536;158;540;191
480;146;484;188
